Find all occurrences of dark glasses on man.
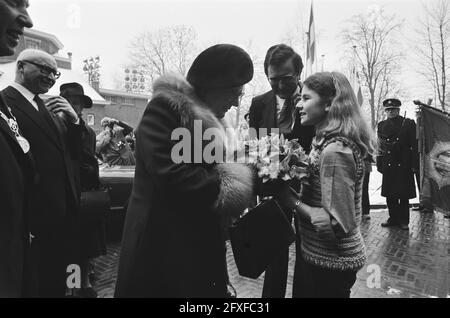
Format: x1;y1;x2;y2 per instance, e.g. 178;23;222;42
268;74;297;86
20;60;61;79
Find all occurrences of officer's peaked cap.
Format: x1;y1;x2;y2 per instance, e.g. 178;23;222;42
383;98;401;109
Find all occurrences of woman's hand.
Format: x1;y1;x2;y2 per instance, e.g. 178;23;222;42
274;182;299;211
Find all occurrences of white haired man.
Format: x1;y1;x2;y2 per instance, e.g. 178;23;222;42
2;49;82;297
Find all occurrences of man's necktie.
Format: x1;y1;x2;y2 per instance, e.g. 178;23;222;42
34;95;58;135
34;95;47;113
278;97;295;135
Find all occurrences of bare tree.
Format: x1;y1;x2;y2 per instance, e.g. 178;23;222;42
342;7;404;128
414;0;450;111
127;25;198;91
226;39;269;128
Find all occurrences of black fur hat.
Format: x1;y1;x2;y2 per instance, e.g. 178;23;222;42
187;44;254;89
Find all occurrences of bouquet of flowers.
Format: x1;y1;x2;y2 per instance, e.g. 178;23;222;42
246;134;309;184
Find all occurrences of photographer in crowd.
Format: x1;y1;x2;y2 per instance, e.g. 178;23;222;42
96;117;135;166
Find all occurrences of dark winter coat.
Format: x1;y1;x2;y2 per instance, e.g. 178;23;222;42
115;74;254;298
0;94;35;297
73;119;100;193
377;115;418;199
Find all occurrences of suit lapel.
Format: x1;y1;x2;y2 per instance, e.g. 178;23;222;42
262;91;277;129
45;106;67;151
4;86;62;151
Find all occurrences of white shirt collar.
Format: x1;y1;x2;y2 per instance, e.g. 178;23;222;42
11;82;39;111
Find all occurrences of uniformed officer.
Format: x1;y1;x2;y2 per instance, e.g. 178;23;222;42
377;98;418;230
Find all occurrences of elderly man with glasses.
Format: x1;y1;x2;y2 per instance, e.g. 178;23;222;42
2;49;82;297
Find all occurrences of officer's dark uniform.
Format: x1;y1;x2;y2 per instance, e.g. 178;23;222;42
377;99;418;229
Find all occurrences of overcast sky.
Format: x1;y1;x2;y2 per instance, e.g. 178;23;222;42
27;0;432;116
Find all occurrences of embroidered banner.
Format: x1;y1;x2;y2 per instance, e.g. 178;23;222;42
418;105;450;213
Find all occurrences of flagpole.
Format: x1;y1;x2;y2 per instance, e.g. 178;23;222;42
321;54;325;72
305;31;309;79
308;0;315;75
315;21;318;73
314;0;317;73
352;45;357;89
352;45;364;107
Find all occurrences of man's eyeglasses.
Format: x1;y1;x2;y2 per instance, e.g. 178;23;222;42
20;60;61;79
268;74;297;86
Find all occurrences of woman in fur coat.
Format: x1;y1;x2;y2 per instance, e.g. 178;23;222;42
115;44;255;298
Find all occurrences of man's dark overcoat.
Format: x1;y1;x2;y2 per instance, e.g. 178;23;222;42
248;90;315;150
377;115;418;199
0;93;35;297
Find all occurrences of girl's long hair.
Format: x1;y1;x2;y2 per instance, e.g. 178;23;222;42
303;71;376;158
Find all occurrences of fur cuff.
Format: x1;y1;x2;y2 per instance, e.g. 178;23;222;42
214;163;255;218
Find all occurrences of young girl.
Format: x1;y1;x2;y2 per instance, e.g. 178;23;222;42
275;71;376;298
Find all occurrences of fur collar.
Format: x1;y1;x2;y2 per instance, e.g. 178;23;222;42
152;73;225;133
152;73;254;218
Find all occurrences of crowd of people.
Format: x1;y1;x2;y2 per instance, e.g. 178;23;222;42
0;1;108;297
95;117;136;166
1;1;423;298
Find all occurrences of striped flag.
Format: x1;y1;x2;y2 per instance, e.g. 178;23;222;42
357;87;363;106
307;2;316;71
349;50;363;107
356;72;363;106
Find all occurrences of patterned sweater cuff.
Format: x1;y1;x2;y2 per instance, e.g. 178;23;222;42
309;208;337;242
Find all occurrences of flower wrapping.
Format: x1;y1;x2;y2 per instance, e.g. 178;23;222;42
245;134;309;184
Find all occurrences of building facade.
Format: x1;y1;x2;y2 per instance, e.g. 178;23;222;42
88;88;151;133
0;28;151;134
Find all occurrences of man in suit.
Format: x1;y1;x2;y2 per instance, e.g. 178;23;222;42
2;49;81;297
249;44;315;149
0;0;34;297
377;98;418;231
60;82;105;298
60;82;98;193
249;44;315;298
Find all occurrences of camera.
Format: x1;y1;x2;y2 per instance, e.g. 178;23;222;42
106;119;119;130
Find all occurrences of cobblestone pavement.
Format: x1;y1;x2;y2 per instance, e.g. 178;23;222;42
92;209;450;298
